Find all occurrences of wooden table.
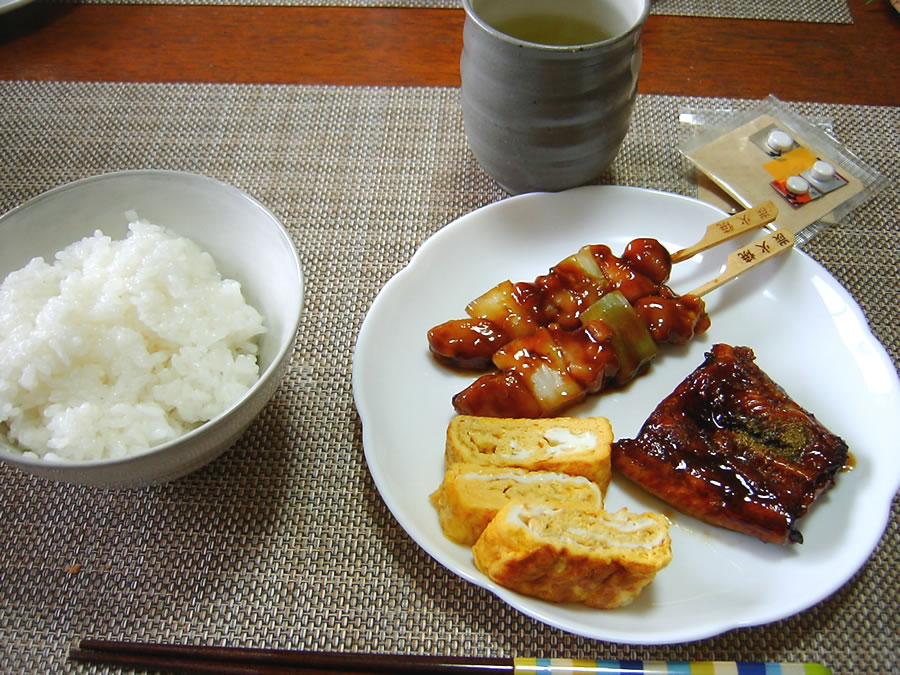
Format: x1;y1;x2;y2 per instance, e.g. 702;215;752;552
1;1;898;106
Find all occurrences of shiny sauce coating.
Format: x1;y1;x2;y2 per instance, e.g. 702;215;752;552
633;292;710;345
453;320;626;419
427;318;508;370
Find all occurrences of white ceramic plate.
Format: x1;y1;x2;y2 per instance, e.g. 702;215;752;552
0;0;34;14
352;185;900;644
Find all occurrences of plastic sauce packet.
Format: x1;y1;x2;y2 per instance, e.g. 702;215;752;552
677;95;888;245
680;110;837;223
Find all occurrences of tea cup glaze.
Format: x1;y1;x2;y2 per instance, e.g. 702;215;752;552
461;0;651;195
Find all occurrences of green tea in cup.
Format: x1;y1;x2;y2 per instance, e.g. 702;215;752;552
491;13;615;46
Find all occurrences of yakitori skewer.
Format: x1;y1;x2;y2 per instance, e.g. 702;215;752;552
428;201;779;371
451;222;795;419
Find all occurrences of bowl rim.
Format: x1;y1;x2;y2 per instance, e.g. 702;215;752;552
0;169;304;469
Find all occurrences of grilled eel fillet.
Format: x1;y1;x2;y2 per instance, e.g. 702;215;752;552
612;344;848;544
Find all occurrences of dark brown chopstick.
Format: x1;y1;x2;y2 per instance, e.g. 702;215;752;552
71;638;513;674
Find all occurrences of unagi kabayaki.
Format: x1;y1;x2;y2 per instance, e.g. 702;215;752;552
612;344;848;545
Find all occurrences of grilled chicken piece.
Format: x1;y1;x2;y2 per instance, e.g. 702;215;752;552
612;344;848;545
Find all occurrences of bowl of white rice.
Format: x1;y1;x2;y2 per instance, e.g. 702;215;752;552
0;170;304;487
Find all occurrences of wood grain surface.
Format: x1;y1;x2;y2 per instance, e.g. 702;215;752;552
0;1;898;105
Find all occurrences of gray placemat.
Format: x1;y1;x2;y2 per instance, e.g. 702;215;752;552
0;81;896;673
38;0;856;24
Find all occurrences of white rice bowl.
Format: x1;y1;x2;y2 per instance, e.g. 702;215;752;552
1;220;266;462
0;170;304;487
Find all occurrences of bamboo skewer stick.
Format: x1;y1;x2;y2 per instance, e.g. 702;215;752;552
671;200;779;263
689;228;795;297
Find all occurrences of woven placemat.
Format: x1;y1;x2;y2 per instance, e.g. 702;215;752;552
39;0;855;24
0;82;896;672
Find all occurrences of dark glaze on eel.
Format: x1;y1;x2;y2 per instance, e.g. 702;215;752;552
612;344;849;545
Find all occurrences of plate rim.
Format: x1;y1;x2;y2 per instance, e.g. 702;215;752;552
0;0;35;15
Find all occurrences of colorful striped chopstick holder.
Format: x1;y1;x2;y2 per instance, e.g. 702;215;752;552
513;659;831;674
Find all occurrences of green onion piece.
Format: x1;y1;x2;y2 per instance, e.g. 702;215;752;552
579;290;658;383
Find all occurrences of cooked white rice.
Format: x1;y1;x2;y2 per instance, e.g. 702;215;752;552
0;220;266;462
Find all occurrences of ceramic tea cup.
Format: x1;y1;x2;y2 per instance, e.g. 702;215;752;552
461;0;651;195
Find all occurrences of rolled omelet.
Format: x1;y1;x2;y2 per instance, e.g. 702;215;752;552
472;502;672;608
429;463;605;546
444;415;612;491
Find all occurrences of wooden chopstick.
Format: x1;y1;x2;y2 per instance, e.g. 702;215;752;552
69;647;293;674
70;638;513;674
70;640;834;675
671;200;779;263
